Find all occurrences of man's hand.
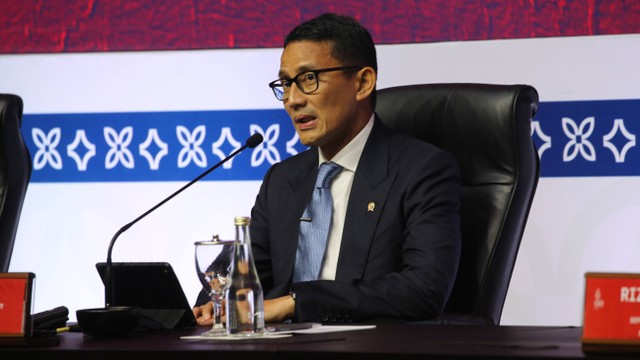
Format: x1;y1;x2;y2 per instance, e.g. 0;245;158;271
193;295;295;327
193;302;214;326
264;295;295;323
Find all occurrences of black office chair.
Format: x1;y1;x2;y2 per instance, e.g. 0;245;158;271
376;84;539;325
0;94;32;272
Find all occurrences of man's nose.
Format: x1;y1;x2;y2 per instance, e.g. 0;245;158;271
286;82;306;107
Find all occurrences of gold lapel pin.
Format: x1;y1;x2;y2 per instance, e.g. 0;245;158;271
367;202;376;212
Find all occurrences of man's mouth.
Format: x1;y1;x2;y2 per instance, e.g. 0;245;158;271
295;115;316;124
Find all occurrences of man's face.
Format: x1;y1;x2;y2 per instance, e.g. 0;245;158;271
278;41;361;159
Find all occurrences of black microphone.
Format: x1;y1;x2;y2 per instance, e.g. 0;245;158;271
104;132;264;306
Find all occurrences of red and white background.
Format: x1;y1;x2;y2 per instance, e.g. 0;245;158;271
1;0;639;325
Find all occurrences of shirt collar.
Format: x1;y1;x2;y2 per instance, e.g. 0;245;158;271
318;114;375;172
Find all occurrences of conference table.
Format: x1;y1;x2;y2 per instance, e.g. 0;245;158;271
2;323;636;360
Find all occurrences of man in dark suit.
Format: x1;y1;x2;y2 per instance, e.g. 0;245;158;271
194;13;461;324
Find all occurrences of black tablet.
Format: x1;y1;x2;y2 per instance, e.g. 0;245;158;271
96;262;196;329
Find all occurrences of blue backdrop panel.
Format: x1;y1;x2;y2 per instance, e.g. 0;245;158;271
23;109;306;182
534;99;640;177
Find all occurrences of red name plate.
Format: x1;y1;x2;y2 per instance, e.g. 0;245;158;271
0;273;34;338
583;273;640;352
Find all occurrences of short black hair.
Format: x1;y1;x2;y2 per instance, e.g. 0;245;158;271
284;13;377;108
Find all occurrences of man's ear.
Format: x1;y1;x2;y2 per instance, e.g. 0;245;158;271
355;67;376;102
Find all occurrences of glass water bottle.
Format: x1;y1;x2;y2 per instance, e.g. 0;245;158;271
225;216;265;336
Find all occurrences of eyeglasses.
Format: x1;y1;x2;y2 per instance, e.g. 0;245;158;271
268;66;361;101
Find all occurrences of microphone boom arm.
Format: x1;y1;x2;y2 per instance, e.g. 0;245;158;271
104;133;263;307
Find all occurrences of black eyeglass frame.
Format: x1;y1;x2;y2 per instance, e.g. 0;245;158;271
268;66;362;101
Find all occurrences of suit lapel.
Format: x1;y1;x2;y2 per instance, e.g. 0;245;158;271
336;119;397;281
276;149;318;283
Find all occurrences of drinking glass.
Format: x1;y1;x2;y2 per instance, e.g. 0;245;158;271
194;238;234;336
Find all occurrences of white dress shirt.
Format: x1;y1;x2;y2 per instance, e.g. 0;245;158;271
317;114;375;280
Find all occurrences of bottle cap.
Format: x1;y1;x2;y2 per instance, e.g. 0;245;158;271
234;216;250;226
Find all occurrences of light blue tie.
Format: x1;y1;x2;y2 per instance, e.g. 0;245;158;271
293;162;343;283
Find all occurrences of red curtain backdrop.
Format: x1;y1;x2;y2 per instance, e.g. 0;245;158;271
1;0;639;53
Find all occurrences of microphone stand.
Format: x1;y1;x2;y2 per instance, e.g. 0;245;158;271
104;133;263;307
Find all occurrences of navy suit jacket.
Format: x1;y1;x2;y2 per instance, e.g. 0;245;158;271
250;117;461;323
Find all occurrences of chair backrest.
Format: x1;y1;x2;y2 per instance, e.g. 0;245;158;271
0;94;32;272
376;84;539;325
